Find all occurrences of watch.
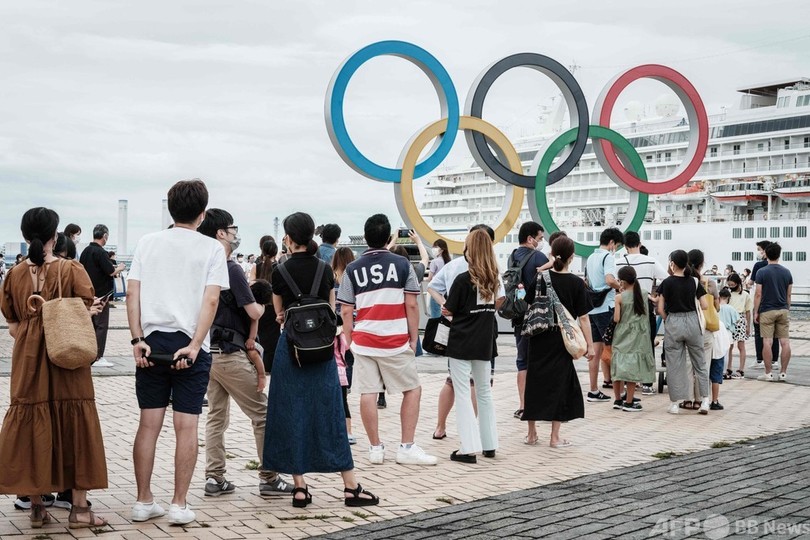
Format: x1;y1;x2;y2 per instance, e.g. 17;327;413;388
131;336;146;345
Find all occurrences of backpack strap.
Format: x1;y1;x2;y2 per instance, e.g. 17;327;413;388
310;260;326;297
276;262;303;300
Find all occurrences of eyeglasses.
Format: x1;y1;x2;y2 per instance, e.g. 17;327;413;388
225;225;239;234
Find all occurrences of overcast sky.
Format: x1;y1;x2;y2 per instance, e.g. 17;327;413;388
1;0;809;255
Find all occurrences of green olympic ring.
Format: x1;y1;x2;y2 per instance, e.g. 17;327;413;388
532;125;649;258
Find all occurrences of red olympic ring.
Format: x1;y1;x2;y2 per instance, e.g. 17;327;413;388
592;64;709;195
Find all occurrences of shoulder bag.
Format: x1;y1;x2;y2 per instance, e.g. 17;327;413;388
27;259;97;370
422;316;451;355
521;271;555;337
584;252;611;308
701;277;720;332
693;277;707;332
545;273;587;358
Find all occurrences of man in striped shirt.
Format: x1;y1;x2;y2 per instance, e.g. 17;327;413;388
338;214;437;466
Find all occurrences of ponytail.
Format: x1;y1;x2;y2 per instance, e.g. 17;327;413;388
28;238;45;266
306;239;318;256
550;236;574;271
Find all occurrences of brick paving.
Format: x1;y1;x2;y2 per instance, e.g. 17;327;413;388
0;308;808;538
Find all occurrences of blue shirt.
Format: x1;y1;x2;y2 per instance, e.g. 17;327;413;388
317;243;336;264
755;263;793;313
718;304;739;333
586;248;617;315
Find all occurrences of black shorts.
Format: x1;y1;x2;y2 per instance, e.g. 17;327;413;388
135;331;212;415
590;309;614;344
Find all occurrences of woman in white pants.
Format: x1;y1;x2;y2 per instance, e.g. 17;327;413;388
442;229;504;463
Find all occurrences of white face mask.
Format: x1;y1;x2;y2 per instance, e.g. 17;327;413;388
432;247;440;257
535;238;546;252
74;236;81;244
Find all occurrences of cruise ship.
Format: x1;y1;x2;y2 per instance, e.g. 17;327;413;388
419;77;810;297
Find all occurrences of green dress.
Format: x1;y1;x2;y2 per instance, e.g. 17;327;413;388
610;290;655;383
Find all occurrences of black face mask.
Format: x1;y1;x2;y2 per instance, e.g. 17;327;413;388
463;248;469;263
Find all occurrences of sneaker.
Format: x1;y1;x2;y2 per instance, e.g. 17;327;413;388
348;434;357;445
698;398;710;415
132;500;166;522
641;385;655;395
613;399;623;410
751;361;764;369
620;393;641;403
779;372;787;382
259;476;293;496
668;402;680;415
586;391;611;402
710;401;724;411
602;380;613;389
377;394;387;409
396;444;438;466
757;373;774;382
204;478;236;497
622;402;643;412
167;503;196;525
93;357;114;367
14;495;55;510
368;444;385;464
54;490;90;510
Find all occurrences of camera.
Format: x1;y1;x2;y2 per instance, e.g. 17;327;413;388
397;228;411;239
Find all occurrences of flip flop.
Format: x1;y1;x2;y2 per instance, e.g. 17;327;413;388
432;432;447;440
550;440;572;448
523;436;538;446
679;401;693;410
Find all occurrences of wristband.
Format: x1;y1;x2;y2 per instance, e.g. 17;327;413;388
131;336;146;345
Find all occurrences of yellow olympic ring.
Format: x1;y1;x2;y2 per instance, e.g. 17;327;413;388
394;116;525;254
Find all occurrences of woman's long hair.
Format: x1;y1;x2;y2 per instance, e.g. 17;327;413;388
726;272;743;295
433;239;450;264
550;235;574;271
332;247;355;285
21;207;59;267
465;229;499;302
256;238;278;282
687;248;705;279
617;265;645;316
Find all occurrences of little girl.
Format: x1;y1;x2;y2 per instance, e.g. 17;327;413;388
724;273;752;379
611;266;655;412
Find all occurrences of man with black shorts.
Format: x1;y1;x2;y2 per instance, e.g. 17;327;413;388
127;179;229;525
584;228;623;402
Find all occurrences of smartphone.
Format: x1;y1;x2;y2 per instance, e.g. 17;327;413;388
397;228;411;239
99;292;114;304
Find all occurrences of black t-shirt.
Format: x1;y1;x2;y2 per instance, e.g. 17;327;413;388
658;275;706;313
541;271;593;318
750;259;767;282
271;252;335;309
212;260;256;353
510;247;550;305
444;272;496;360
79;242;115;296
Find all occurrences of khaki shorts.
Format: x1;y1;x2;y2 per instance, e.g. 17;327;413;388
354;348;420;394
759;309;790;339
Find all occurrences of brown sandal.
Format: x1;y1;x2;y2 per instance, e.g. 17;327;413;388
30;503;52;528
68;505;108;529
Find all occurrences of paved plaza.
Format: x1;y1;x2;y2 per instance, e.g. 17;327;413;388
0;306;809;538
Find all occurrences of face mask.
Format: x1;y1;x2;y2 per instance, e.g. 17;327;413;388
229;234;241;252
536;239;546;252
74;236;81;244
432;247;440;257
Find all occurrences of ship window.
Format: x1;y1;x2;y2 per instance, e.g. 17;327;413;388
665;152;672;162
586;232;594;242
732;228;742;239
643;231;651;240
664;230;672;240
770;227;780;238
744;228;754;239
785;139;790;150
731;252;741;262
797;252;807;262
783;227;793;238
577;232;584;241
757;227;767;238
665;205;672;213
798;226;807;237
654;230;662;240
710;147;717;157
757;143;764;152
733;144;741;155
805;137;810;148
646;155;653;162
798;95;810;107
783;252;793;262
744;252;754;261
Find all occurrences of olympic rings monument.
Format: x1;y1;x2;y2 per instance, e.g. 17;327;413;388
325;40;709;257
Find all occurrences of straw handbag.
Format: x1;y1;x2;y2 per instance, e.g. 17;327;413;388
27;260;97;370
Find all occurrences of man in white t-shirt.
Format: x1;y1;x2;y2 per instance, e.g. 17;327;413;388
126;179;230;526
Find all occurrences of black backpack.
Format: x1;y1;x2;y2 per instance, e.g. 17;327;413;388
276;260;337;367
584;252;611;308
497;250;534;321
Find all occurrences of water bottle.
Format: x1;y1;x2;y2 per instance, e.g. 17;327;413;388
516;284;526;301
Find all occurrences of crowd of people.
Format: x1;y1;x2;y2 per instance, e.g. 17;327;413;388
0;178;797;529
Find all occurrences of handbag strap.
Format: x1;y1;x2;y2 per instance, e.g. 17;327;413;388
55;258;64;300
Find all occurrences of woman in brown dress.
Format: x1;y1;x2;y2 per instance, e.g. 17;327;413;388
0;208;108;528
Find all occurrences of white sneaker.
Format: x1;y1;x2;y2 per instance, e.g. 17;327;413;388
757;373;774;382
779;372;787;382
132;501;165;522
396;444;438;466
93;357;114;367
368;444;385;465
668;402;680;415
698;398;710;415
167;503;196;525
